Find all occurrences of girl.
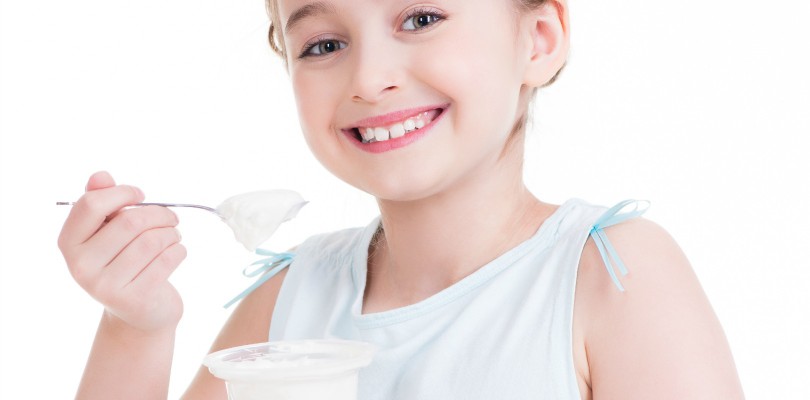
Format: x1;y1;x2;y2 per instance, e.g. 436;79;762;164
58;0;744;398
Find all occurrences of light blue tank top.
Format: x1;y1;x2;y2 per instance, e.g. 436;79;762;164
265;198;646;399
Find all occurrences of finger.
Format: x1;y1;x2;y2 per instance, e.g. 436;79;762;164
77;206;180;274
87;172;128;223
85;171;116;192
100;226;183;289
59;184;145;249
58;171;118;249
127;242;187;291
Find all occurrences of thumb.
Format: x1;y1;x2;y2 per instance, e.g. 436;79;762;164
86;171;116;192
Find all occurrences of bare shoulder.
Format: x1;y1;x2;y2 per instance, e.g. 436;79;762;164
181;266;289;399
573;217;744;399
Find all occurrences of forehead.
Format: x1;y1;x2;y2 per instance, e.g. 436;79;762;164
276;0;340;35
275;0;344;19
275;0;431;21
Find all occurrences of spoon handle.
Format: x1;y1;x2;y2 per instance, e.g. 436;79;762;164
56;201;220;215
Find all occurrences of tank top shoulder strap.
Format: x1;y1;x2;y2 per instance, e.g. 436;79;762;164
224;222;372;308
588;199;650;292
223;249;295;308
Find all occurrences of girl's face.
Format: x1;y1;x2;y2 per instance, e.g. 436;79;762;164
277;0;540;201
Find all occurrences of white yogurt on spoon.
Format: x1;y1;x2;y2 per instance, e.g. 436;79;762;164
216;190;307;251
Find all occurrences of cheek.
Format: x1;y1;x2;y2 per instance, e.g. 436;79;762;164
419;29;524;138
290;71;340;169
290;68;350;154
290;67;363;185
292;71;327;135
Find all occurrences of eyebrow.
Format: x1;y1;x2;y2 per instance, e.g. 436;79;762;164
284;1;338;35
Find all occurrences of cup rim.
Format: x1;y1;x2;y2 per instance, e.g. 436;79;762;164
203;339;377;382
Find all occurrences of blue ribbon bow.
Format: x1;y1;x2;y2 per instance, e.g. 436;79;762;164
589;199;650;292
224;249;295;308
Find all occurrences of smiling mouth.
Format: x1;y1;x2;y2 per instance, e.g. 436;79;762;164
347;108;445;144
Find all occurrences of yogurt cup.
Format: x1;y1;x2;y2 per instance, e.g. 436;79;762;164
204;339;376;400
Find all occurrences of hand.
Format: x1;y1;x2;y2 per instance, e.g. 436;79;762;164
58;171;187;332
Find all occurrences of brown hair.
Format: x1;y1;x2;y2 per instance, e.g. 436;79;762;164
263;0;565;138
265;1;285;60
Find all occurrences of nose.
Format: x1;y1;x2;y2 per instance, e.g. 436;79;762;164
348;39;403;104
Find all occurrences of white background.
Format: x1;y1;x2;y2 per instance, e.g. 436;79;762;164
1;0;808;398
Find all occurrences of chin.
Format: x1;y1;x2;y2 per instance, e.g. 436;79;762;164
347;172;447;204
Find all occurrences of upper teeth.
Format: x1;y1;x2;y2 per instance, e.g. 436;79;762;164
360;112;432;143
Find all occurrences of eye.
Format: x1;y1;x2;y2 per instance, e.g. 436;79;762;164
300;38;347;58
401;9;445;31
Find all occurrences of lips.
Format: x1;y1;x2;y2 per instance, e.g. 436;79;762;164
341;104;448;151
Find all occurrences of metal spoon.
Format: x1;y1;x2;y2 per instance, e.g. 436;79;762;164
56;201;222;217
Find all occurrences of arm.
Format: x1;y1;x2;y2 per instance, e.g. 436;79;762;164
59;172;186;399
61;172;290;399
76;312;177;399
574;218;744;399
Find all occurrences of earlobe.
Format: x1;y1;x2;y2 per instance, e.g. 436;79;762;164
522;0;569;87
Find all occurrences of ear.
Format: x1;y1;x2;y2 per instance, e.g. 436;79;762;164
521;0;569;87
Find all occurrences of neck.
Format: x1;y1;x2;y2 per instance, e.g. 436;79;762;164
365;140;557;312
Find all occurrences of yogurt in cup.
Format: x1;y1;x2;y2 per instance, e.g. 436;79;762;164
204;339;376;400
